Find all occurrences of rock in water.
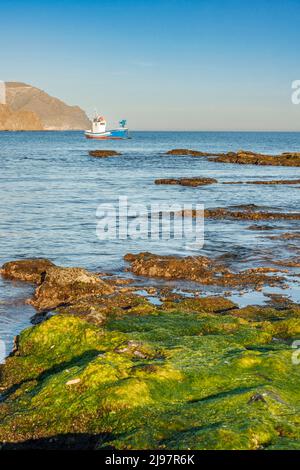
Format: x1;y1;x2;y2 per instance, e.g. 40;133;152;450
29;266;114;311
89;150;121;158
155;177;217;186
1;258;55;283
165;148;300;167
4;82;91;130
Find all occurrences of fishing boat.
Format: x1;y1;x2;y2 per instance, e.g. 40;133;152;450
85;115;129;139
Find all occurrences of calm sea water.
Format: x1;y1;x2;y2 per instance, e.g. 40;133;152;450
1;131;300;357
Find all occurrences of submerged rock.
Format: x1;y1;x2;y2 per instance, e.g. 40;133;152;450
0;258;55;283
29;266;114;311
124;252;284;289
89;150;121;158
155;177;217;186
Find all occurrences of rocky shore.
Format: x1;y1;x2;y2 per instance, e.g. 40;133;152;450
0;257;299;449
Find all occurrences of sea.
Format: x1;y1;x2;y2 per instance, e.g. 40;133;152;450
1;131;300;358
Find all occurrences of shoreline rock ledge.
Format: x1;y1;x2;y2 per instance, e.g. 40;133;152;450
1;258;114;311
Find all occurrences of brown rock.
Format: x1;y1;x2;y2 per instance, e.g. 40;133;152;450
181;207;300;221
165;148;300;167
155;177;217;186
124;252;284;289
56;291;153;325
211;150;300;167
89;150;121;158
162;296;237;313
1;258;55;283
223;179;300;185
166;149;216;156
247;225;276;231
0;104;43;131
29;266;114;311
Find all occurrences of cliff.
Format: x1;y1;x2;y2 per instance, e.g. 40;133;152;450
2;82;91;130
0;104;43;130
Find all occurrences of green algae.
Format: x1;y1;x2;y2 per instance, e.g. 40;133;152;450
0;301;299;450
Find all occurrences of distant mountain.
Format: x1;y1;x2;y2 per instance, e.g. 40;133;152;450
0;103;43;131
1;82;91;130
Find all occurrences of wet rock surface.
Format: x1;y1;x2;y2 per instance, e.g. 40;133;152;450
0;258;55;283
89;150;121;158
224;179;300;185
166;148;300;166
181;205;300;221
247;224;276;231
166;149;214;156
155;177;217;186
124;252;285;289
28;266;114;311
0;256;300;449
55;291;154;325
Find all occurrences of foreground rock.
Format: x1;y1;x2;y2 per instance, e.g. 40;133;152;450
89;150;121;158
124;252;284;289
0;295;299;449
155;177;217;186
166;149;300;167
29;266;114;311
1;258;55;283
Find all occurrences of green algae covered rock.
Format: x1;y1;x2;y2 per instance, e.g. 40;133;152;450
0;302;299;450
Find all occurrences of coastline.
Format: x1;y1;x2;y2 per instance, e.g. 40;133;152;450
0;132;299;450
0;256;299;449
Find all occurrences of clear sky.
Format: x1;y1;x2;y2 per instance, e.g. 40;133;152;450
1;0;300;130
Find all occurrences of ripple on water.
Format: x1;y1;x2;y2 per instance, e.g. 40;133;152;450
0;131;300;355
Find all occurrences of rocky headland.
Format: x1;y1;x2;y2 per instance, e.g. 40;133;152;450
0;82;91;131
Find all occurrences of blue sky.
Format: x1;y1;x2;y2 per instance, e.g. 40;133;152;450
1;0;300;130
